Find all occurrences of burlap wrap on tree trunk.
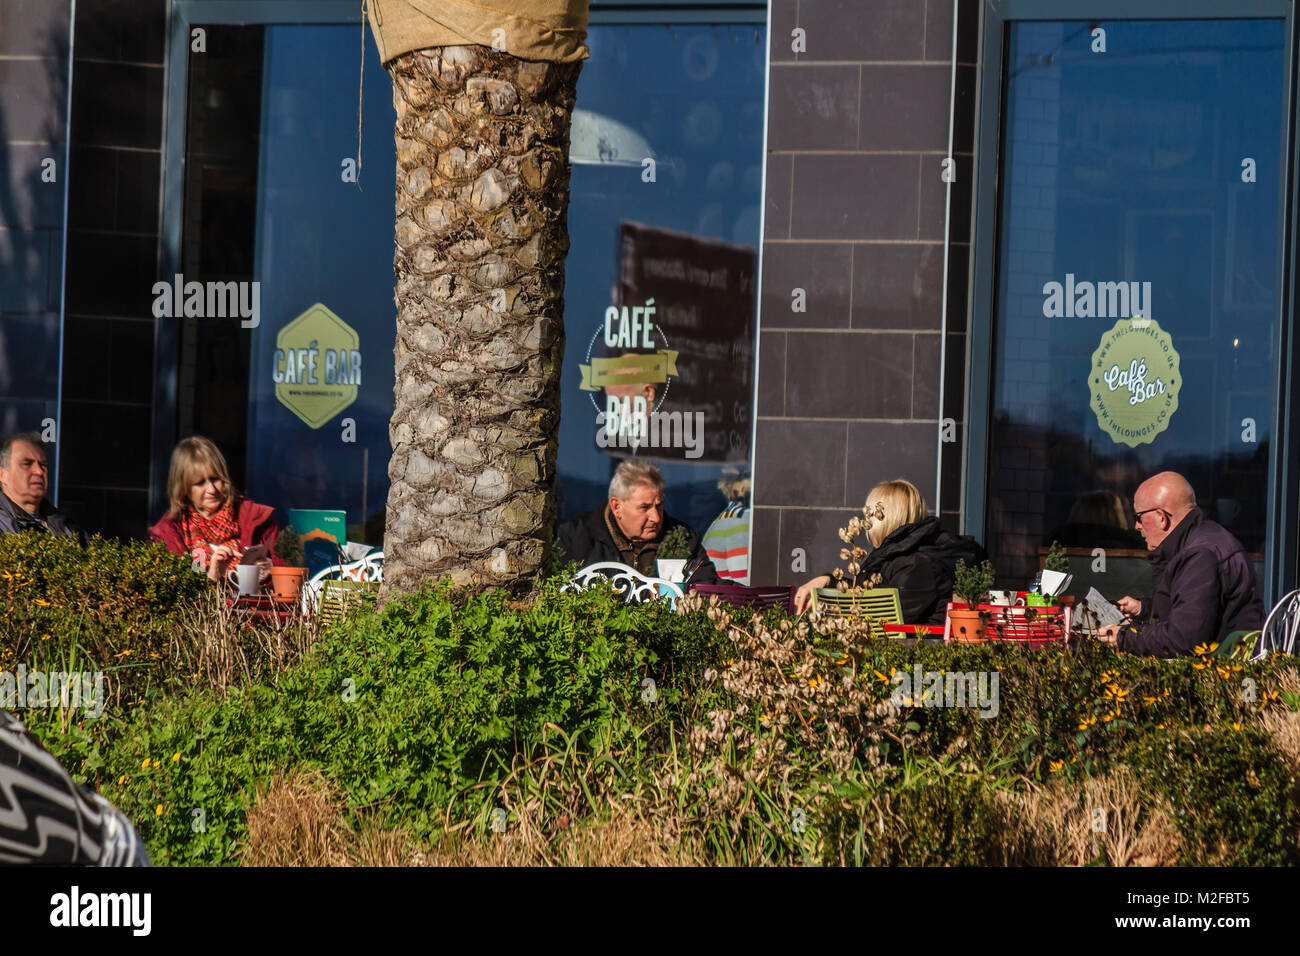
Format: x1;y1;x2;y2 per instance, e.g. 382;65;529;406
366;0;590;65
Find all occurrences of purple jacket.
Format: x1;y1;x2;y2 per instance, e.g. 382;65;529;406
1118;508;1263;657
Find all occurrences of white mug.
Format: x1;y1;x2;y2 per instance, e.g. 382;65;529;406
227;563;261;596
987;589;1024;606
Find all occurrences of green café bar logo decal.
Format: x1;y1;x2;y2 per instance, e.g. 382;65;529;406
1089;318;1181;448
271;302;362;429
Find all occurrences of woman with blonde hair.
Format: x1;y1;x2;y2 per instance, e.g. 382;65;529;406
793;478;989;623
147;436;279;584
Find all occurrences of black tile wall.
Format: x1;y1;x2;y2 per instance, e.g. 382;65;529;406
753;419;846;507
791;153;918;240
768;65;860;151
753;0;982;584
850;243;943;331
764;152;791;239
795;0;925;63
761;242;852;328
773;505;862;586
757;331;785;417
53;0;168;538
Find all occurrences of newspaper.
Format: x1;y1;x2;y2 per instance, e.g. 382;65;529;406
1073;586;1125;634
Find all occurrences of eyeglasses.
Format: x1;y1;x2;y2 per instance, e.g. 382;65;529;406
1134;506;1170;526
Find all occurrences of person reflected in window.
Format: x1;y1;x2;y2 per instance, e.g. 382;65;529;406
1045;489;1146;551
793;479;989;624
147;436;279;585
1097;471;1264;656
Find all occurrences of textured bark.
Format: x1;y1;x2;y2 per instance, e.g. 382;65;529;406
383;46;580;593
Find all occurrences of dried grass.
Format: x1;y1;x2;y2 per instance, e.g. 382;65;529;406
1003;768;1180;866
171;589;321;693
242;769;417;867
1258;670;1300;774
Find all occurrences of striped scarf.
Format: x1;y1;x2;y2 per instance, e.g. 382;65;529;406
180;501;240;566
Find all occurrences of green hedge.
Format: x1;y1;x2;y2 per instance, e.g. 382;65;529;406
6;544;1296;866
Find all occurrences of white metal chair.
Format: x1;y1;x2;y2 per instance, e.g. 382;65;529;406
1253;588;1300;660
562;561;683;606
301;550;384;615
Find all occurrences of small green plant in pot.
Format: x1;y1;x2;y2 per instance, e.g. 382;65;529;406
656;526;693;582
949;559;995;643
1035;540;1072;607
268;527;307;600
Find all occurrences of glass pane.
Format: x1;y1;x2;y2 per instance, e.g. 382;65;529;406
559;24;766;539
988;18;1285;591
242;24;397;542
0;1;72;485
183;21;764;549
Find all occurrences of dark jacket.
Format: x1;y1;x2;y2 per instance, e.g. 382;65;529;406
0;493;88;544
147;498;283;563
555;505;719;585
1118;507;1263;657
825;517;989;625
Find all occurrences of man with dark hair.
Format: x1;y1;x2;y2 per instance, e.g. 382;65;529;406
555;459;718;583
0;433;87;542
1098;471;1263;656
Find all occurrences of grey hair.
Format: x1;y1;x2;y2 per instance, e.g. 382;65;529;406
609;459;664;501
0;432;45;470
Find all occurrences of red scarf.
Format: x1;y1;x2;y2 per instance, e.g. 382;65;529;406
181;501;241;566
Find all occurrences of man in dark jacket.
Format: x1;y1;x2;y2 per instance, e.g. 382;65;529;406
1099;472;1263;656
555;460;718;584
0;433;87;543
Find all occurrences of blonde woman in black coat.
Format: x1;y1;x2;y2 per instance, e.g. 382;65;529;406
793;479;988;624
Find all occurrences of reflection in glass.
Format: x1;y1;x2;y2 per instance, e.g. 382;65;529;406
988;19;1284;587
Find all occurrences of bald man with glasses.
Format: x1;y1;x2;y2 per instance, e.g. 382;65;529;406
1097;471;1263;656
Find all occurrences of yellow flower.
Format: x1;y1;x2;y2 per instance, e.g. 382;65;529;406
1100;670;1120;683
117;774;127;785
141;758;150;769
1105;685;1128;700
114;648;134;659
1232;722;1243;731
155;804;163;816
33;598;51;607
1049;759;1064;773
172;752;181;762
1078;715;1097;730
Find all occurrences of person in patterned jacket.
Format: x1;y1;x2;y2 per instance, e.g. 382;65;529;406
0;708;148;866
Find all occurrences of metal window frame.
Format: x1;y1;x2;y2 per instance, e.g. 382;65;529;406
966;0;1296;606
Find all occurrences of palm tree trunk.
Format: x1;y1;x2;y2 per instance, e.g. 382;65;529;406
383;46;580;593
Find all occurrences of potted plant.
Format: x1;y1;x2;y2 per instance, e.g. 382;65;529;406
269;527;307;600
1039;540;1074;607
656;526;693;582
949;559;995;643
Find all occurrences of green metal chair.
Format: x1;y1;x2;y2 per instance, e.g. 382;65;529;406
1216;629;1261;661
809;587;904;638
317;579;379;626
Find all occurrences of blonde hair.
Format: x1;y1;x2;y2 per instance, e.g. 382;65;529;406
166;436;235;519
865;479;927;547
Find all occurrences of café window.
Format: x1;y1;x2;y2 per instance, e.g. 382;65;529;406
972;14;1288;596
165;10;765;548
558;23;766;538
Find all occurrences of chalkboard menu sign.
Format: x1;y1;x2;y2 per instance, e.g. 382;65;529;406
594;221;755;464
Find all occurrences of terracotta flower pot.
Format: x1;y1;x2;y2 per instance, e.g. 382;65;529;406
268;566;306;600
948;607;987;643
